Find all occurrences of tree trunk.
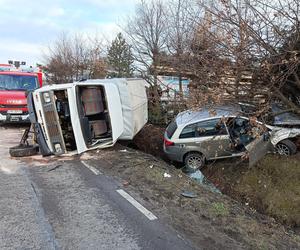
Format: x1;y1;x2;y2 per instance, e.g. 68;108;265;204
179;73;183;94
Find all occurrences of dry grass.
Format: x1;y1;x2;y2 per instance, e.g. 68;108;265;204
235;155;300;227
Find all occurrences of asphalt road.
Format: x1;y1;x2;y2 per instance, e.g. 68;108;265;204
0;126;196;250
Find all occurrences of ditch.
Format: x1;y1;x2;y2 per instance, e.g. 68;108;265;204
129;124;300;230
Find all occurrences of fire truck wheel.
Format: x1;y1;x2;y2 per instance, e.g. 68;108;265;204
9;144;39;157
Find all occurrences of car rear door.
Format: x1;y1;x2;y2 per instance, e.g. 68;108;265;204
179;118;233;160
196;118;233;159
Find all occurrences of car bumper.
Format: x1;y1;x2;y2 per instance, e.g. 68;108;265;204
163;143;183;162
0;113;30;123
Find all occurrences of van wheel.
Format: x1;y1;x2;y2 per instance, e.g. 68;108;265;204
275;139;297;156
9;144;39;157
184;153;204;171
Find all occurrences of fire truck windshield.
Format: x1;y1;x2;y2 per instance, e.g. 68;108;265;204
0;74;38;91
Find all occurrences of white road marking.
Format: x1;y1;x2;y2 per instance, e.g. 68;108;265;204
81;161;102;175
116;189;158;221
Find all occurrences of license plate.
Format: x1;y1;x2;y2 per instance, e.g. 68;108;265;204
7;110;23;114
10;116;21;122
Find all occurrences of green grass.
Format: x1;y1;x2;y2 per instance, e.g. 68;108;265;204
211;202;229;217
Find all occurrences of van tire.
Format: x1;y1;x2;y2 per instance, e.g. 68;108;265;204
9;144;39;157
184;152;205;171
275;139;297;156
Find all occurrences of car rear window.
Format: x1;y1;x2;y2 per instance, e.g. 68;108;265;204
166;120;177;138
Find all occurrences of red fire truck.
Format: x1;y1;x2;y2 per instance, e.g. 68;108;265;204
0;63;43;123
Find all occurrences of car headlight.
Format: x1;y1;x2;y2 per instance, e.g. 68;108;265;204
43;92;51;103
54;143;62;153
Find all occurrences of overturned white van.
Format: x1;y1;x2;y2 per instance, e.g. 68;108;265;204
27;78;148;156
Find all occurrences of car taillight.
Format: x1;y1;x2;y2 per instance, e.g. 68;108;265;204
164;138;174;147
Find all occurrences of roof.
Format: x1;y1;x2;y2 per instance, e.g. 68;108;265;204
0;71;37;76
175;105;242;126
34;78;145;93
35;78;145;91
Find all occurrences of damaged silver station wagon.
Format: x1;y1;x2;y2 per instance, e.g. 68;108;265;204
163;106;300;170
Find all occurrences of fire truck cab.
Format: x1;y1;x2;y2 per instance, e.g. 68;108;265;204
0;63;43;123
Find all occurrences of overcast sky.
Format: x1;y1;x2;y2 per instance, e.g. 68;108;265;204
0;0;138;66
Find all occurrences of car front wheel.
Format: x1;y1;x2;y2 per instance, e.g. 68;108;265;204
184;152;205;171
275;139;297;156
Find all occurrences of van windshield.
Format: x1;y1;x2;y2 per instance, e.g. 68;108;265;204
0;74;38;91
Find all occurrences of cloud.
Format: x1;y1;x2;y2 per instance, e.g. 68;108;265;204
81;22;122;42
0;39;47;65
0;0;137;64
48;7;65;17
84;0;139;9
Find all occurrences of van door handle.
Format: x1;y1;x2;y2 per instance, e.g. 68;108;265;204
179;144;185;148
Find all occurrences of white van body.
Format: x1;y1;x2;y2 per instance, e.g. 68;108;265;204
29;78;148;155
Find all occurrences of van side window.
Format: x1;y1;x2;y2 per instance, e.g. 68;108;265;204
196;119;227;137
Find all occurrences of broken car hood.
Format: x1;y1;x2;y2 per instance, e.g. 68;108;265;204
269;127;300;145
245;126;300;167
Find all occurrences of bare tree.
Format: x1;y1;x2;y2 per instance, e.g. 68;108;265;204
45;33;74;83
125;0;167;97
122;0;300;121
185;0;300;113
87;35;107;79
123;0;169;124
44;32;107;84
165;0;198;94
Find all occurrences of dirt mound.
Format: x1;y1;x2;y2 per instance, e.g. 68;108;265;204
132;124;167;160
